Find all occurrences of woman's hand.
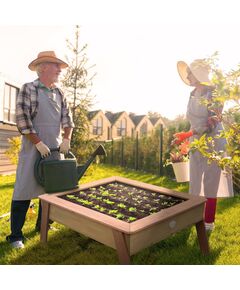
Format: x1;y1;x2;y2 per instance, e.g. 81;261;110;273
207;116;220;131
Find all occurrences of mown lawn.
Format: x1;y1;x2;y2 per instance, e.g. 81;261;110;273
0;164;239;265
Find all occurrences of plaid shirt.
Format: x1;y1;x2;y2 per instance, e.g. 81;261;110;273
16;79;74;134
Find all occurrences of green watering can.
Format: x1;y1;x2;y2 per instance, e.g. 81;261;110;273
34;145;106;193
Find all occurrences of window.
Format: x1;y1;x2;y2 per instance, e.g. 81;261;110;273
3;83;19;123
117;118;127;136
92;117;103;135
140;121;148;136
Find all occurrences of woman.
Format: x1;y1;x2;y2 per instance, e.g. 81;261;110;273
174;59;233;231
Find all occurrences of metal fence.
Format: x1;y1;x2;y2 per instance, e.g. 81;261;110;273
103;125;166;176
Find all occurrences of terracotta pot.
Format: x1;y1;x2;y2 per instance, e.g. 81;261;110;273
172;161;189;182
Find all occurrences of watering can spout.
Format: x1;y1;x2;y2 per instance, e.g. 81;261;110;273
77;145;106;181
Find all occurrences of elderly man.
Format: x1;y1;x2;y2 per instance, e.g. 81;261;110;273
6;51;74;249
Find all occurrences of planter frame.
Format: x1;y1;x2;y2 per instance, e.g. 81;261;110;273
39;176;209;264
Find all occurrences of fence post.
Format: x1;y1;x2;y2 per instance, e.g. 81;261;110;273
159;124;164;175
121;136;124;167
135;132;139;170
111;139;114;165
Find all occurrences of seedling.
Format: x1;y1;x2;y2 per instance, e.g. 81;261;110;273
117;203;126;209
103;199;115;205
115;213;125;220
109;209;118;215
127;217;137;222
62;181;183;223
101;190;110;196
128;207;137;212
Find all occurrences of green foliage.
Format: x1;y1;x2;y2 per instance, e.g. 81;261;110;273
5;136;21;164
128;207;137;212
61;25;96;163
103;118;190;179
190;52;240;192
117;203;126;209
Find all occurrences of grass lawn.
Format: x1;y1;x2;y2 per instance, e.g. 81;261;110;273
0;164;239;265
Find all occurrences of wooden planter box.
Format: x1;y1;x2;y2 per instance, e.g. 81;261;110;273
39;176;209;264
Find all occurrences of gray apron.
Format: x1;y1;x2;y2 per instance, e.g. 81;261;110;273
13;87;62;200
187;91;233;198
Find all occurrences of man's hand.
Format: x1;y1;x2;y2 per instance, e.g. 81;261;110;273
35;141;51;158
59;138;71;154
172;131;193;145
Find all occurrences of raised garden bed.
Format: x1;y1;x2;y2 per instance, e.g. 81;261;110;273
39;176;209;264
60;181;184;222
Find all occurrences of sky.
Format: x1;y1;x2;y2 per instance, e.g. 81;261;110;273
1;0;240;120
1;0;240;286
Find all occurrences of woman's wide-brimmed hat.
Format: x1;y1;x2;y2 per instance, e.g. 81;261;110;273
177;59;211;86
28;51;68;71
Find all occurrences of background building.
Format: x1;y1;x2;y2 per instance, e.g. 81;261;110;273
88;110;164;141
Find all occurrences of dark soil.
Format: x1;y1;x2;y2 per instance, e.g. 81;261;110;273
59;182;184;223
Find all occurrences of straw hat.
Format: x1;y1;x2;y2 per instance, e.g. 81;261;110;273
28;51;68;71
177;59;211;86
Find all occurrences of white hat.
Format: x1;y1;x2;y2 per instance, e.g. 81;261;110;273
177;59;211;86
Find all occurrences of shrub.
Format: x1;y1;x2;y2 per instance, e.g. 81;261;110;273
5;136;21;164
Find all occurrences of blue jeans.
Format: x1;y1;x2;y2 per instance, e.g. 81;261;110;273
6;200;41;243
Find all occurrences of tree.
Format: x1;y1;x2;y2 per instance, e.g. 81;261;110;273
61;25;97;162
190;52;240;191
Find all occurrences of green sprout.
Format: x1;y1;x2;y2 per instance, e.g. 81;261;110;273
115;213;125;219
99;207;106;212
79;199;93;206
117;203;126;209
109;209;118;215
128;207;137;212
79;191;86;195
127;217;137;222
101;190;110;196
103;199;115;205
66;194;77;199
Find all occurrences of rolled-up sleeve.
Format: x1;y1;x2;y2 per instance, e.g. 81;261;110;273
61;97;75;129
16;84;37;134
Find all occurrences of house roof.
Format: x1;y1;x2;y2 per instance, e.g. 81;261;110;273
105;111;125;124
149;117;164;126
88;110;101;120
129;115;146;126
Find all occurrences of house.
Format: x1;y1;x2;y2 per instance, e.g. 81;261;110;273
129;114;154;137
0;73;20;152
88;110;112;141
105;111;135;139
88;110;165;141
149;116;165;129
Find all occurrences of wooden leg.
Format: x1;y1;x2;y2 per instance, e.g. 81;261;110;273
40;200;50;243
195;220;209;255
112;230;131;265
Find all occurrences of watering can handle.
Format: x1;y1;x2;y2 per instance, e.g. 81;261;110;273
34;148;76;187
48;148;76;159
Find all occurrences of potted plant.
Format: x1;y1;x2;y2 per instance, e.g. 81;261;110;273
166;140;190;182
